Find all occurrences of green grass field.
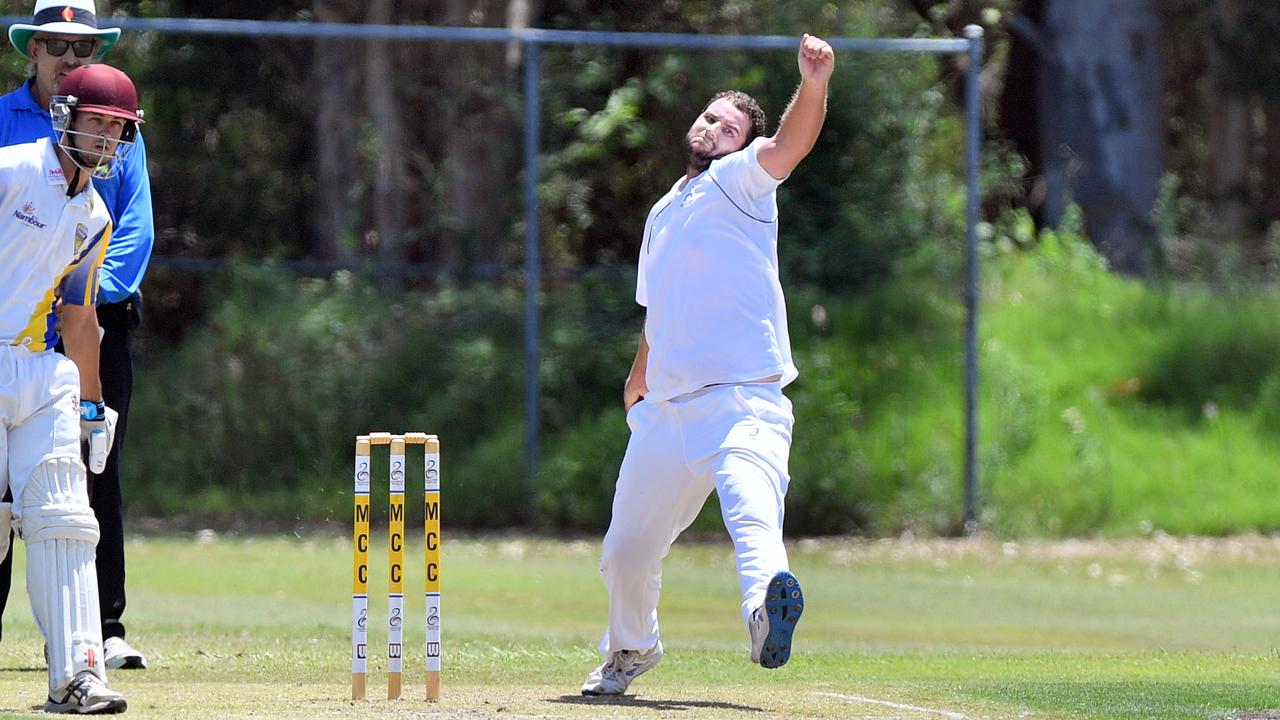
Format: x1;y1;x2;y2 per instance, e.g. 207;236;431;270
0;533;1277;719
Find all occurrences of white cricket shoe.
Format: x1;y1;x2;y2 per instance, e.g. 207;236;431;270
580;641;664;696
749;570;804;669
44;672;127;714
104;637;147;670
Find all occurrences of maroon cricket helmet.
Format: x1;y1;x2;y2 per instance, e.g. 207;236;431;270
58;64;143;124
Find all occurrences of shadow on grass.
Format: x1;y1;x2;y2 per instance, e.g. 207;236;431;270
550;694;764;712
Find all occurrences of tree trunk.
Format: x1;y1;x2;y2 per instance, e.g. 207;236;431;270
1002;0;1049;222
1036;0;1165;274
365;0;408;267
428;0;535;270
1206;0;1249;240
1264;102;1280;221
312;0;363;263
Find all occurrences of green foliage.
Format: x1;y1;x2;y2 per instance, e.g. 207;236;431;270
1138;290;1280;417
532;407;628;531
783;275;967;535
539;1;965;290
0;0;995;347
980;216;1280;536
68;1;1280;538
129;256;964;535
131;269;530;527
130;217;1280;537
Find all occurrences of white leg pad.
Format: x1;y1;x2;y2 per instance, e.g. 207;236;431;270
20;456;104;694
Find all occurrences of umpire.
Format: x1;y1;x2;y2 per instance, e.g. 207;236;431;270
0;0;153;670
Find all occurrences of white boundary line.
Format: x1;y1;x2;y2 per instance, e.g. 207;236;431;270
814;691;966;719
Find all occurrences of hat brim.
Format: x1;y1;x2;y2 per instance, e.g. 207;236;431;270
9;24;120;60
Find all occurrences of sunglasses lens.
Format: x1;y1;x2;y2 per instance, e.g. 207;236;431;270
40;39;94;57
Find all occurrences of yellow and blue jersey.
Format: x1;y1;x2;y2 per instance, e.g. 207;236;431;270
0;138;112;350
0;79;151;305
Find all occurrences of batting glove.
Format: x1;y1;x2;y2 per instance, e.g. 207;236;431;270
79;400;118;474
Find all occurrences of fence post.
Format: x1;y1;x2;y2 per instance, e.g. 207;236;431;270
523;39;542;504
963;24;984;536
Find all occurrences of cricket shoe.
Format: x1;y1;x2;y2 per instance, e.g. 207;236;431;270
580;641;664;696
44;672;127;714
104;637;147;670
749;570;804;669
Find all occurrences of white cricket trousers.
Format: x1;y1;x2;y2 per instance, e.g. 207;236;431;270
0;346;83;508
1;346;107;695
597;381;793;657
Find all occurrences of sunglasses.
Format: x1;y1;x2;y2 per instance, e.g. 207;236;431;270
37;38;97;58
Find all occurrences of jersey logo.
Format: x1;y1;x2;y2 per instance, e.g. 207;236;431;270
75;223;88;254
680;188;705;208
13;201;46;229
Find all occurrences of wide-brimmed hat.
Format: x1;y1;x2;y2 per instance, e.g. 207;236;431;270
9;0;121;60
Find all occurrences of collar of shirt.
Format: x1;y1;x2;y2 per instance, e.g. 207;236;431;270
38;137;93;210
16;78;51;119
42;138;67;188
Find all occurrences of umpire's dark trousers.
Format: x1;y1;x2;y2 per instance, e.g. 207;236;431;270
0;295;140;641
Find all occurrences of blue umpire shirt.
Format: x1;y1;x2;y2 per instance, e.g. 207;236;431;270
0;78;154;305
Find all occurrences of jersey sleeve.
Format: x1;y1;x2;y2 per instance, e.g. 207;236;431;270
709;137;785;207
94;132;154;302
59;221;111;307
636;213;651;308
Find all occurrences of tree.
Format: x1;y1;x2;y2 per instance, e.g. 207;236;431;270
1212;0;1280;225
1206;0;1249;239
418;0;535;270
313;0;363;263
1005;0;1164;275
364;0;408;266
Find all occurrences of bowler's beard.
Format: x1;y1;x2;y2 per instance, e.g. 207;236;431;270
682;132;720;173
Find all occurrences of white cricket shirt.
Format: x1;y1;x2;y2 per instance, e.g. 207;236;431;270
637;136;797;403
0;138;111;350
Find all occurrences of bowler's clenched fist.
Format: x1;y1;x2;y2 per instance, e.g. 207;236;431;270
798;33;835;84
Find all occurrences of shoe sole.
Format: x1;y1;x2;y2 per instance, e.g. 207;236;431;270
43;697;127;714
105;656;146;670
580;644;663;696
759;571;803;669
580;687;624;697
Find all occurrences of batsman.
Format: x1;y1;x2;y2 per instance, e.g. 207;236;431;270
582;34;834;695
0;63;143;714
